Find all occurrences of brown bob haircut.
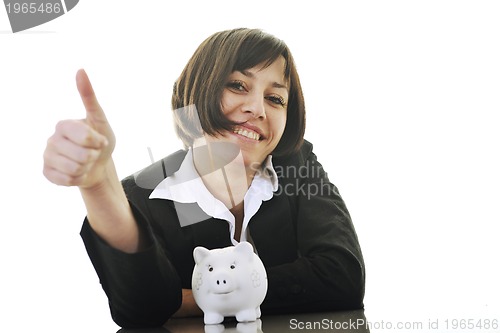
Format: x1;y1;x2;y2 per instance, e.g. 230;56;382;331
172;28;306;157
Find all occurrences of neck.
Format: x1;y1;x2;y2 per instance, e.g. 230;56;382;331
192;141;260;210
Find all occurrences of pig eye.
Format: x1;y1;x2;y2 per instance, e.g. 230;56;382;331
230;264;236;269
208;266;213;272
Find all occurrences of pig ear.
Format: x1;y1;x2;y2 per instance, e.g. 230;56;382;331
234;242;254;261
193;246;210;265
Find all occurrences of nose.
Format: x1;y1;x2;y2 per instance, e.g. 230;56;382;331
243;92;266;119
212;272;234;294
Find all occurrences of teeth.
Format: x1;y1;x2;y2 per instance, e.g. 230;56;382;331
233;127;260;141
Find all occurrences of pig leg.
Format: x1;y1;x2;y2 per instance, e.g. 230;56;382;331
203;324;225;333
204;312;224;325
235;308;258;322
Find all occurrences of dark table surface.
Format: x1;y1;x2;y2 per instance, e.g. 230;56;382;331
117;309;369;333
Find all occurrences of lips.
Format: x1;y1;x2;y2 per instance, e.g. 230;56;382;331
232;123;265;141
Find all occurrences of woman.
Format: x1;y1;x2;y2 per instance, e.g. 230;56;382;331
43;28;365;328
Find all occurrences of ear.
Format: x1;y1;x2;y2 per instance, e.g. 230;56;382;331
234;242;254;261
193;246;211;265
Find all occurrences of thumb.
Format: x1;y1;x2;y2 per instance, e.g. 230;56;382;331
76;69;109;130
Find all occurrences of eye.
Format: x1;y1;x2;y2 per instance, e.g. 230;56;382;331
208;265;213;272
266;95;287;107
230;264;236;269
226;80;246;92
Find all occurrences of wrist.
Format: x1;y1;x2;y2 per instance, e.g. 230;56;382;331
172;289;203;318
79;159;119;194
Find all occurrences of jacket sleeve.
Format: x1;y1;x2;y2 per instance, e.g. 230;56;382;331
80;178;182;329
261;144;365;313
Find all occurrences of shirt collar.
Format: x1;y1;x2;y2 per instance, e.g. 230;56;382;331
261;154;279;192
149;148;278;213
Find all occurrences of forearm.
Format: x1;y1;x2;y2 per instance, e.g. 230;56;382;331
262;252;365;314
81;218;183;328
260;148;365;313
79;159;142;253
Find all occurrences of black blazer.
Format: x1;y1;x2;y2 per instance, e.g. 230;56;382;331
81;140;365;328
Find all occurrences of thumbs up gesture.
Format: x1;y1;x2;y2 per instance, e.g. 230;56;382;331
43;69;116;189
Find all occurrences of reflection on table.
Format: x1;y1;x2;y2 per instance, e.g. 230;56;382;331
117;309;369;333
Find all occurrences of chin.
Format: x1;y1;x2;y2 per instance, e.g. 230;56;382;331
208;133;271;167
239;150;266;169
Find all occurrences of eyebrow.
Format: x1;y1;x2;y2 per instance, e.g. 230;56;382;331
240;70;288;90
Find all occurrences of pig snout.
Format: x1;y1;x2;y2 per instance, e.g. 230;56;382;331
210;272;236;294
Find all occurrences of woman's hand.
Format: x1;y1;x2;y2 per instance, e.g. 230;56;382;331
43;69;115;190
171;289;203;318
43;69;141;253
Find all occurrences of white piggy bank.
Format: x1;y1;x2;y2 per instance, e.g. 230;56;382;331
192;242;268;325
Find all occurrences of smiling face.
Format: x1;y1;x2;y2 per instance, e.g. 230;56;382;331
209;56;288;168
173;29;305;159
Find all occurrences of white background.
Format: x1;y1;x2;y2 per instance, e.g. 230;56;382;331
1;1;499;332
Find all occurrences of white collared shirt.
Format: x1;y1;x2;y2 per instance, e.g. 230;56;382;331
149;149;278;245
